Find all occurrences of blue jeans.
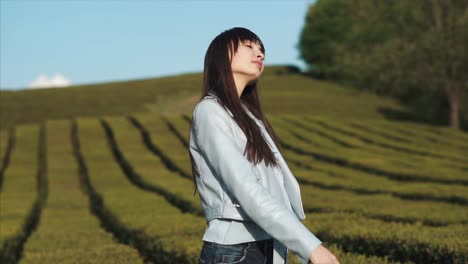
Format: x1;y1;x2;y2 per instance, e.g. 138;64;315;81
199;239;274;264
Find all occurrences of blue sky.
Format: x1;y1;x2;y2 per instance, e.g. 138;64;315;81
0;0;315;90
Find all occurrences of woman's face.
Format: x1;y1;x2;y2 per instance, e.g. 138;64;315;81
230;40;265;82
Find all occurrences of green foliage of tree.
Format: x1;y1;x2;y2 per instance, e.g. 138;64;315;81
299;0;468;130
299;0;353;78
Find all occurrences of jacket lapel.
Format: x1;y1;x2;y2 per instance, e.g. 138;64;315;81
206;92;306;220
243;106;306;220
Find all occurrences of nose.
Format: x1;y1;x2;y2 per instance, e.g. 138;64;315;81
257;52;264;61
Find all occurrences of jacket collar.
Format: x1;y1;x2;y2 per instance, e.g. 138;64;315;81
204;91;234;118
205;91;262;122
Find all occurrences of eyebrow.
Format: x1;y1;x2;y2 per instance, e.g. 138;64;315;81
243;40;262;49
241;40;265;54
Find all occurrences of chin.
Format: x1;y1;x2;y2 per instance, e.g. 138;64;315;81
251;69;263;77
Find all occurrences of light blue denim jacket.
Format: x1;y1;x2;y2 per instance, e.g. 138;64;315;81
189;92;322;264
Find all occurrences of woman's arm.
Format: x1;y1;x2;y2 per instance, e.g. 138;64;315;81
193;100;322;263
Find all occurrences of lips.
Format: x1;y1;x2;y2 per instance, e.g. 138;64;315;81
253;61;263;69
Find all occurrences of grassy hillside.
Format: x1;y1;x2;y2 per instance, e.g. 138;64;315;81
0;65;467;263
0;65;411;130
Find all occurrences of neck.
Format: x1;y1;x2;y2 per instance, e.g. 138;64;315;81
233;74;248;98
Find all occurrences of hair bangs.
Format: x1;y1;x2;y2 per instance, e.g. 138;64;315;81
225;28;266;59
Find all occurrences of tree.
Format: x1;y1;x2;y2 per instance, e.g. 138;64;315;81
298;0;353;79
299;0;468;129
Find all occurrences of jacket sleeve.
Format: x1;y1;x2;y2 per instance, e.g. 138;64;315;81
193;100;322;263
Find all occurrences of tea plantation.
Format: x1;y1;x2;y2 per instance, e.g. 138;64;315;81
0;67;467;263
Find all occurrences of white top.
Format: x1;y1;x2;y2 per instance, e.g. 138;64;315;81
202;107;295;244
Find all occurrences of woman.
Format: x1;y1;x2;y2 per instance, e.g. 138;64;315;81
188;27;339;264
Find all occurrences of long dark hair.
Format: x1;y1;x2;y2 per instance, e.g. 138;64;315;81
190;27;281;194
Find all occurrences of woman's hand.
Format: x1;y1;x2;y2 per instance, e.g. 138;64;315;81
309;245;340;264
